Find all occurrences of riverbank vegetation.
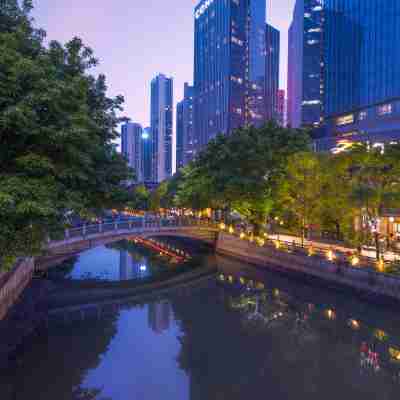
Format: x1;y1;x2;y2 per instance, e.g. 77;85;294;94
0;1;131;269
159;123;400;258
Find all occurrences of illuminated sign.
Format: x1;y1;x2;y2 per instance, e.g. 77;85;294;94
195;0;214;19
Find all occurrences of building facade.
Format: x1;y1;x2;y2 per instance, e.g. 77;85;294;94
141;127;152;182
121;122;143;183
193;0;268;152
277;89;286;127
150;74;173;183
287;0;324;129
317;0;400;152
176;83;195;170
265;23;280;122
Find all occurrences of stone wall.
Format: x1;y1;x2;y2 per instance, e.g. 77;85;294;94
216;232;400;302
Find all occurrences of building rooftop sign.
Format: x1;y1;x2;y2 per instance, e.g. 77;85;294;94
195;0;214;19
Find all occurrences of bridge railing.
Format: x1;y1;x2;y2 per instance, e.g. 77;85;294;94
61;217;217;243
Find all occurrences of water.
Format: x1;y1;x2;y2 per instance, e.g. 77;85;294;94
3;240;400;399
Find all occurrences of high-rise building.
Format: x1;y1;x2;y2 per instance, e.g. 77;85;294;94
176;83;195;169
265;23;280;122
318;0;400;151
150;74;173;183
148;301;171;334
141;127;153;182
287;0;324;129
277;89;286;127
121;122;143;182
193;0;267;151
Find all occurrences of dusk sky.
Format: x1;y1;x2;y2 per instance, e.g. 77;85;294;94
32;0;295;131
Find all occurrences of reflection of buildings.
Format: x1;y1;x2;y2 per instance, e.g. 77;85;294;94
148;301;171;334
119;250;150;281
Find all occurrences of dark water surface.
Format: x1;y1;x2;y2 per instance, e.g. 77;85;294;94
3;239;400;399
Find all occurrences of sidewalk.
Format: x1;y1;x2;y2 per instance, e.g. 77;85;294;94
268;233;400;262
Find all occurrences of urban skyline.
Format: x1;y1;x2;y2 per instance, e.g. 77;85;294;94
32;0;296;134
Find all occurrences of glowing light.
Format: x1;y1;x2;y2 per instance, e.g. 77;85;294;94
327;250;335;262
240;232;246;240
240;277;246;285
349;319;360;330
325;309;336;320
308;246;315;257
249;235;254;243
141;132;150;140
228;226;234;234
351;256;360;266
274;240;281;249
219;223;226;231
140;265;147;272
377;259;385;272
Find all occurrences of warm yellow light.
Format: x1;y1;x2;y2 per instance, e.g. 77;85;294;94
219;223;226;230
326;309;336;320
308;246;315;257
351;256;360;266
263;232;268;238
240;232;246;240
228;226;234;234
228;275;234;283
240;277;246;285
327;250;335;261
273;289;280;297
249;235;254;243
274;240;281;249
257;238;265;247
377;259;385;272
349;319;360;330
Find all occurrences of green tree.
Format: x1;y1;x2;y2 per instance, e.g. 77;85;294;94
0;1;131;269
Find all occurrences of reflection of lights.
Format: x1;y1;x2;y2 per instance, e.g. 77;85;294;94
219;274;225;281
240;277;246;285
255;282;265;290
274;240;281;249
377;259;385;272
348;319;360;330
308;246;315;256
229;226;234;234
273;289;280;297
325;309;336;320
228;275;234;283
219;223;226;230
249;235;254;243
240;232;246;240
375;329;388;341
389;347;400;361
140;265;147;272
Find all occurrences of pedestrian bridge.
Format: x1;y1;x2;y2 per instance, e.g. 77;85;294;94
45;218;220;257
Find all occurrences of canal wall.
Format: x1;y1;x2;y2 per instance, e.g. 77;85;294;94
216;232;400;302
0;258;35;321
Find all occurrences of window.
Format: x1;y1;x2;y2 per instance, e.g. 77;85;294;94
378;103;393;116
358;111;367;121
336;114;354;126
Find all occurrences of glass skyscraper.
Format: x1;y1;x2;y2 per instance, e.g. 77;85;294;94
265;23;280;122
176;83;195;170
121;122;142;183
150;74;173;183
287;0;324;129
320;0;400;150
141;127;152;183
194;0;268;151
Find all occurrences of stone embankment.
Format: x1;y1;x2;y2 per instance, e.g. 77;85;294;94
216;232;400;303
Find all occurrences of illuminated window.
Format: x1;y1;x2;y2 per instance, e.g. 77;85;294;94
378;103;393;115
336;114;354;126
358;111;367;121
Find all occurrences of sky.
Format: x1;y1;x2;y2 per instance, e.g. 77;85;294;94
32;0;295;130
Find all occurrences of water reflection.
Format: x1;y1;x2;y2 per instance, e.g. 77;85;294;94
4;251;400;399
119;250;150;281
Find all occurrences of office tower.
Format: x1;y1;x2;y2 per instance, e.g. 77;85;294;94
121;122;143;182
148;301;171;334
176;83;195;169
141;127;152;182
277;89;286;127
265;23;280;122
150;74;173;183
194;0;267;151
287;0;324;129
319;0;400;151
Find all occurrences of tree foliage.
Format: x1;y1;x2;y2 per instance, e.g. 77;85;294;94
0;1;131;267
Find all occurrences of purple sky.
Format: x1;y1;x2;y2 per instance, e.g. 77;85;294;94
32;0;295;129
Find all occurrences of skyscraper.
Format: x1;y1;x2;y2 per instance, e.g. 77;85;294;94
193;0;267;152
265;23;280;122
319;0;400;151
287;0;324;129
176;83;195;170
277;89;286;127
150;74;173;183
121;122;143;182
148;301;171;334
141;127;153;182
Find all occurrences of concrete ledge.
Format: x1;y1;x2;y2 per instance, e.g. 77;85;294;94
216;232;400;302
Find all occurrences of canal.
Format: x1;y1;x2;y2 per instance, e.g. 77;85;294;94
2;237;400;399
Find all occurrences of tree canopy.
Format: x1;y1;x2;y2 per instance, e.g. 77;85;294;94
0;1;131;268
